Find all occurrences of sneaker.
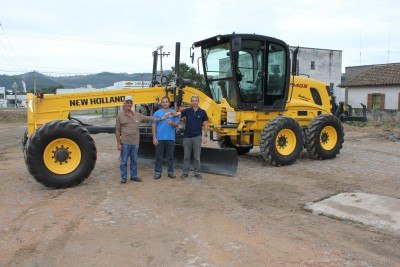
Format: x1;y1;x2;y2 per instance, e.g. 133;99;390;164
154;174;161;180
130;177;142;182
121;179;127;184
181;173;188;179
194;174;202;179
168;174;176;179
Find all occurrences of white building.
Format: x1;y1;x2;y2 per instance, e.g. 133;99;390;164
5;94;27;108
0;87;6;108
113;81;151;88
340;63;400;110
290;46;343;101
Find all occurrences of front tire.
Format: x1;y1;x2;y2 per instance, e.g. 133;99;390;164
260;116;304;166
22;129;28;163
304;115;344;160
26;120;97;188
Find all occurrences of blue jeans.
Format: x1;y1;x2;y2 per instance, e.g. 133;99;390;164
155;140;175;175
120;143;139;180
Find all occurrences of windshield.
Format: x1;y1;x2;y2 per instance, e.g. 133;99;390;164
203;42;239;107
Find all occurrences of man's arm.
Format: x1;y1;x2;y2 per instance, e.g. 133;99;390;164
115;116;122;151
152;123;158;145
167;118;180;128
170;107;186;117
140;113;164;123
202;120;209;144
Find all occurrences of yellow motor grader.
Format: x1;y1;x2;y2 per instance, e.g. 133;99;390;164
23;33;366;188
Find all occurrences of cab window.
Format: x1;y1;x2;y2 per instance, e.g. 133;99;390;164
236;40;264;103
265;43;286;106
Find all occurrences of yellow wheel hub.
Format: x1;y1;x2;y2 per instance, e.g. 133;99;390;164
275;129;297;156
320;126;337;150
43;138;81;174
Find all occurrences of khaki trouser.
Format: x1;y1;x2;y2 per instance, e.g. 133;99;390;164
182;136;202;175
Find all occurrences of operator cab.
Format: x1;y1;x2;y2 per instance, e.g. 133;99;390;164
193;34;290;110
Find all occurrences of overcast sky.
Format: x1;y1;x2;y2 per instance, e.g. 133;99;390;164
0;0;399;76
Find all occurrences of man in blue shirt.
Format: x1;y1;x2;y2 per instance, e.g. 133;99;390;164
152;96;180;179
173;95;208;179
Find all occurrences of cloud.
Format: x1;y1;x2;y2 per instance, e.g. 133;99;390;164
0;0;399;74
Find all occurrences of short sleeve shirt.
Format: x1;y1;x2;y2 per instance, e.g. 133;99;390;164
152;109;180;141
115;111;152;145
181;107;208;138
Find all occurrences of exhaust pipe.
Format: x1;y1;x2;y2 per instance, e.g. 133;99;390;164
151;50;158;86
174;42;181;78
291;46;299;75
174;42;181;110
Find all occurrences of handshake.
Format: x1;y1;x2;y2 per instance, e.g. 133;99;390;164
160;111;172;121
153;111;174;122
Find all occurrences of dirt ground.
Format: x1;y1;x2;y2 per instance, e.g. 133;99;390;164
0;122;399;266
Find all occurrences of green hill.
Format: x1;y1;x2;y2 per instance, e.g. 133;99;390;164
0;71;162;91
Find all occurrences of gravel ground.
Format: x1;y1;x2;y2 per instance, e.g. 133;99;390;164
0;122;399;266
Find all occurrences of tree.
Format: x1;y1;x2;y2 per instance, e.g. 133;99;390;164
169;63;205;90
28;85;64;94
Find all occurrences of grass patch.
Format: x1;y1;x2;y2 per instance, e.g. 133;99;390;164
0;109;27;123
345;121;368;127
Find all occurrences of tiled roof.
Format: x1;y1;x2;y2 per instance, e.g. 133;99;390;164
339;63;400;87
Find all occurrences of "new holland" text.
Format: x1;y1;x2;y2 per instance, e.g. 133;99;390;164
69;96;125;107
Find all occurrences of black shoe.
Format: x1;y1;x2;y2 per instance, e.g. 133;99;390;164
154;174;161;180
181;174;188;179
194;174;202;179
168;174;176;179
121;179;127;184
130;177;142;182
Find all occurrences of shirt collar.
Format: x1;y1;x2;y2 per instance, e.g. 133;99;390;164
124;110;134;116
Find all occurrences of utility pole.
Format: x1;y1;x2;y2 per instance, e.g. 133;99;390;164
12;81;17;108
156;46;170;77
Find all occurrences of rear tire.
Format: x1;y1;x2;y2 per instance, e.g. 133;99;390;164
304;115;344;159
260;116;304;166
26;120;97;188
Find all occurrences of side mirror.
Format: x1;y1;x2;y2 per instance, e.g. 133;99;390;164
231;37;242;52
190;46;195;64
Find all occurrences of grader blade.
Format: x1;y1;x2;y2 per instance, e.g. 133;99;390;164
138;142;238;176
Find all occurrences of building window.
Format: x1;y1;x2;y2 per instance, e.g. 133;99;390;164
367;93;385;109
372;94;381;109
310;61;315;70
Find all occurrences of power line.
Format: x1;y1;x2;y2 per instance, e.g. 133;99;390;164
0;23;29;72
7;30;156;48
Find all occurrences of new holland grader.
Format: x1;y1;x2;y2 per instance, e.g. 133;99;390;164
23;33;366;188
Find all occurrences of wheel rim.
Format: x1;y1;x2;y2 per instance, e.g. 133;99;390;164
43;138;81;174
275;129;297;156
320;126;337;150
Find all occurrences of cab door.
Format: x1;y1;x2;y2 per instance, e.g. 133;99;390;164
235;40;289;110
264;43;289;109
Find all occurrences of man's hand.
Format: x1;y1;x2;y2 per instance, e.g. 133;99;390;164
202;135;207;144
153;138;158;146
117;143;122;151
167;119;172;125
